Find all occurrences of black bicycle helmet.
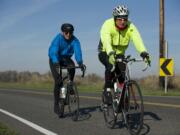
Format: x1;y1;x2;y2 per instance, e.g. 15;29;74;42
61;23;74;33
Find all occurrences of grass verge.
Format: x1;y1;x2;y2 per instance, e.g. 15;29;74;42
141;87;180;96
0;122;19;135
0;82;53;92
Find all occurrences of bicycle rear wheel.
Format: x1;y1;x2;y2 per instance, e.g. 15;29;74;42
67;82;79;121
102;91;117;128
122;80;144;135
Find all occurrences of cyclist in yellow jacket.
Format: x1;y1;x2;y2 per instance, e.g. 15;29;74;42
98;5;151;105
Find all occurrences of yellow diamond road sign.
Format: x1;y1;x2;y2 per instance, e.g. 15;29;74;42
159;58;174;76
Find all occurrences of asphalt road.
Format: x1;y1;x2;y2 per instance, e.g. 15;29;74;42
0;89;180;135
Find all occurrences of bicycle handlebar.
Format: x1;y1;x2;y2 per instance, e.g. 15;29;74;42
115;55;149;71
60;65;86;77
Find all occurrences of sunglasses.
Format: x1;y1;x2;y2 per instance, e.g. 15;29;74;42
116;18;128;21
64;31;73;35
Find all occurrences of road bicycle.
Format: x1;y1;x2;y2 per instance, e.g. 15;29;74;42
102;55;149;135
58;65;86;121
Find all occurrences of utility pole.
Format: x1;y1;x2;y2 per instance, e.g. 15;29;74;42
159;0;165;88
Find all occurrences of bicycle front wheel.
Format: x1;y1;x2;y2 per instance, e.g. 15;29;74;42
67;82;79;121
102;91;116;128
122;80;144;135
59;98;65;118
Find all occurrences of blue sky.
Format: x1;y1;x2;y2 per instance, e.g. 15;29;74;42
0;0;179;77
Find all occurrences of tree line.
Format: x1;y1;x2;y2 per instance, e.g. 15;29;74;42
0;70;50;83
0;70;179;89
0;70;103;85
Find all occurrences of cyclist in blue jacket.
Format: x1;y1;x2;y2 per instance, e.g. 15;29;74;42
48;23;85;115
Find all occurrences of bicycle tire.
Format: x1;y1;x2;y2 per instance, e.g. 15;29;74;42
59;98;65;118
102;91;117;128
122;80;144;135
68;82;79;121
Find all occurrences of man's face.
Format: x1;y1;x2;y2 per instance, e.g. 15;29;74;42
63;31;73;40
115;18;128;29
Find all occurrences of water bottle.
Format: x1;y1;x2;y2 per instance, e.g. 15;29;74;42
117;83;124;94
114;83;121;93
113;82;123;113
116;87;122;95
114;82;122;98
61;87;66;99
114;82;118;92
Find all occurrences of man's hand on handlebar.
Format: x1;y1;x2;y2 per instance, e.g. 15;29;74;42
140;51;151;66
108;51;115;65
78;63;86;72
146;58;151;67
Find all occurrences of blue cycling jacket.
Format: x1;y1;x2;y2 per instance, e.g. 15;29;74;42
48;33;83;64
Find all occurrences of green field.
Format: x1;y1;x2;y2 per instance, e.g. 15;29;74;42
0;82;180;96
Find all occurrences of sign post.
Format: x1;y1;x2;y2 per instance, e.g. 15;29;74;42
165;41;168;94
159;41;174;93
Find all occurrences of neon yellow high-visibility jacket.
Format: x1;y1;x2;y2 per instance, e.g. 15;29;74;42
99;18;147;55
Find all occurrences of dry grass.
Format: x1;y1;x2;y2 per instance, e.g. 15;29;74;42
138;75;180;91
0;71;180;94
172;75;180;88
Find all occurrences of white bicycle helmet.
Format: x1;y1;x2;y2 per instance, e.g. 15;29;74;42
112;5;129;19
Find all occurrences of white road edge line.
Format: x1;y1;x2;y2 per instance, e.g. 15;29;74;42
0;108;58;135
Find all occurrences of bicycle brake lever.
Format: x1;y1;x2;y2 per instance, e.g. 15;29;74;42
142;63;148;71
81;65;86;77
126;55;131;59
81;71;85;77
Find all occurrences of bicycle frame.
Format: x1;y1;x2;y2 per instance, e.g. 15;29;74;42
113;55;148;111
58;65;86;120
59;66;85;104
102;55;148;132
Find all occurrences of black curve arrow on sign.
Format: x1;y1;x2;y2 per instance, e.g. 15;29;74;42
161;59;171;75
